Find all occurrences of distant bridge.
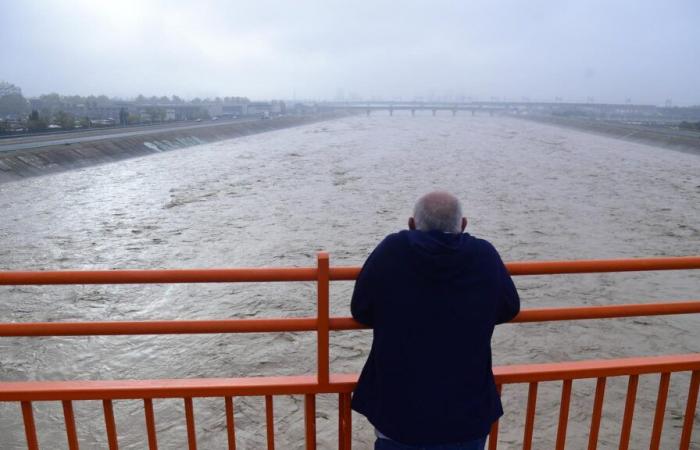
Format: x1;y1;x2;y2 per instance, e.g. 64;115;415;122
317;101;659;117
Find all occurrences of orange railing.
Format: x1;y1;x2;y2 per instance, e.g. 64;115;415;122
0;254;699;450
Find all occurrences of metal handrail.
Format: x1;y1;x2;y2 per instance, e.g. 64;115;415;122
1;254;699;450
1;256;699;285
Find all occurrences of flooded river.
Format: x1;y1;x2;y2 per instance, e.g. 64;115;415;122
1;115;699;449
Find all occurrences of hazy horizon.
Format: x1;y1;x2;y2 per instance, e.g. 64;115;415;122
2;0;699;105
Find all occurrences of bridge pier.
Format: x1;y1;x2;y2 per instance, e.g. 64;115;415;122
432;109;436;116
389;108;393;116
411;109;415;117
366;109;371;116
471;109;476;116
452;109;457;116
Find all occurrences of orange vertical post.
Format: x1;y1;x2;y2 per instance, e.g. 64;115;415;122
184;397;197;450
345;393;353;450
317;252;330;385
304;394;316;450
680;370;699;450
555;379;572;450
618;374;639;450
62;400;80;450
265;395;275;450
21;401;39;450
523;382;538;450
649;372;670;450
339;393;346;450
225;397;236;450
103;399;119;450
144;398;158;450
339;392;352;450
587;377;606;450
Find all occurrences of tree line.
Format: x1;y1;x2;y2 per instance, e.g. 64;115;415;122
0;81;251;133
679;121;700;132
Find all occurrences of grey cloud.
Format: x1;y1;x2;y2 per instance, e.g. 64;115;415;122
1;0;698;104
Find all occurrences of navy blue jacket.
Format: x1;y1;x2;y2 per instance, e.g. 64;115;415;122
351;230;520;446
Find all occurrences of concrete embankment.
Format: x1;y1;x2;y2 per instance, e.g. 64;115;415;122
0;114;343;183
515;115;700;156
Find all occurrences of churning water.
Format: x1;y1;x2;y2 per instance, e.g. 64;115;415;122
1;115;699;449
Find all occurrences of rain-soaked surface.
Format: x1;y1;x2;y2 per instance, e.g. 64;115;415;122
0;115;699;449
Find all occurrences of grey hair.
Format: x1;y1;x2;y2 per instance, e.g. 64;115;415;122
413;191;463;233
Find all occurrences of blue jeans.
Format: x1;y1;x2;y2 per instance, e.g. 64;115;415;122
374;436;487;450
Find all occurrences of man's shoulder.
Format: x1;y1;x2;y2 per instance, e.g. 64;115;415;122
373;231;410;254
371;231;501;257
472;236;498;252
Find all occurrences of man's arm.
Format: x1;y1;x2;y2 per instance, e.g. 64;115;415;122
350;244;384;327
493;247;520;324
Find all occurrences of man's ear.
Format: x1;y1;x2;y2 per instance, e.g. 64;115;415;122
408;217;416;230
461;217;467;232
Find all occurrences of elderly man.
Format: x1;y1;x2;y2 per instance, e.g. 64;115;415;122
351;191;520;450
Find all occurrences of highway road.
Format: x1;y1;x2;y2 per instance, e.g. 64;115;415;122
0;118;257;153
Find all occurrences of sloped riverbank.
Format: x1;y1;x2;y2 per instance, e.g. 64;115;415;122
0;114;344;183
515;114;700;156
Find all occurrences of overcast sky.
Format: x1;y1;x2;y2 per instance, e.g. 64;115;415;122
1;0;698;105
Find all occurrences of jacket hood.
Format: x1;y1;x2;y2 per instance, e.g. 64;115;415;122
402;230;477;280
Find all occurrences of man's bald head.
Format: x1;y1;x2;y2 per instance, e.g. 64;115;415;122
410;191;467;234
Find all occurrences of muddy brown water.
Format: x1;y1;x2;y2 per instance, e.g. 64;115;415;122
0;115;698;449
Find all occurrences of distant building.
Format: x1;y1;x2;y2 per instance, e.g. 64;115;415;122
246;101;283;117
207;104;223;118
221;103;247;117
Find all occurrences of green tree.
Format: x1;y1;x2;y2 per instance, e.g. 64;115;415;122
26;110;48;131
145;107;166;123
679;121;700;131
0;93;28;116
119;108;129;126
38;93;62;113
53;110;75;129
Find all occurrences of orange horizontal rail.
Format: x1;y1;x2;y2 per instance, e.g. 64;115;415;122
329;256;700;280
2;300;699;336
510;301;700;322
0;375;336;402
0;256;698;285
1;354;698;402
0;267;318;285
331;300;700;329
503;256;700;276
0;318;319;336
492;353;700;384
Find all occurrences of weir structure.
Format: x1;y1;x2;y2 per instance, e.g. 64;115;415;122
0;255;699;449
